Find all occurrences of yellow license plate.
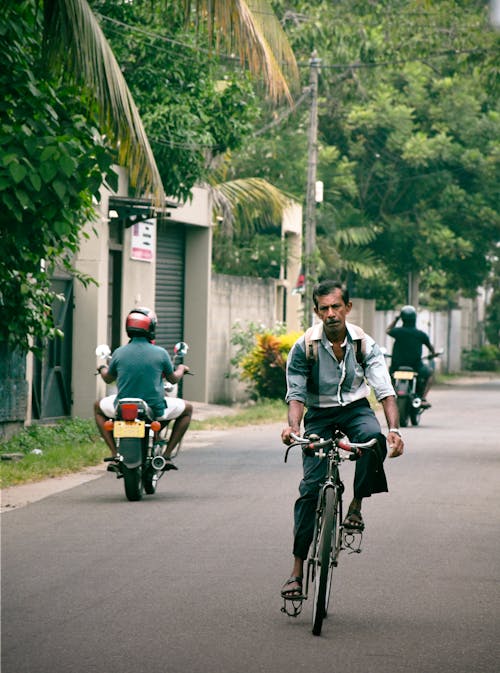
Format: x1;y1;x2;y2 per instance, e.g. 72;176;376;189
394;371;416;380
113;420;145;438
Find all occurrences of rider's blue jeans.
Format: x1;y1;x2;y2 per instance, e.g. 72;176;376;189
292;399;388;560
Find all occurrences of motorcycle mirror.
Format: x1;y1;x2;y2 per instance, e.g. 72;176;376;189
95;344;111;359
174;341;189;357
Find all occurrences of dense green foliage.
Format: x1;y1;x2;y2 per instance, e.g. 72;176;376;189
90;0;260;202
1;0;295;353
462;345;500;371
0;1;115;351
229;0;500;309
485;254;500;346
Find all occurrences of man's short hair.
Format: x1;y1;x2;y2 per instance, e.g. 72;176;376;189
312;280;350;308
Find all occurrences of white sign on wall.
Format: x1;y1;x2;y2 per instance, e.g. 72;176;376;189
130;219;156;262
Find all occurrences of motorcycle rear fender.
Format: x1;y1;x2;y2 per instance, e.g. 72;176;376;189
117;438;143;468
394;379;410;395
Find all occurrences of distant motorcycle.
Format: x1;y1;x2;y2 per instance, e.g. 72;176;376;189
390;351;443;427
95;341;189;501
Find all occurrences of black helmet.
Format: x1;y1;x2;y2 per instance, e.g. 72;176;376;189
400;305;417;326
125;307;157;341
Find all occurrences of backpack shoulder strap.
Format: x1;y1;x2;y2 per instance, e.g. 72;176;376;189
348;323;368;368
304;323;323;362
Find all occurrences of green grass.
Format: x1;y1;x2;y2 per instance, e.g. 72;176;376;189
0;400;288;489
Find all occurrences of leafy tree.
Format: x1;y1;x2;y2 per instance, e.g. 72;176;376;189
0;2;116;351
231;0;500;307
89;1;261;201
1;0;299;352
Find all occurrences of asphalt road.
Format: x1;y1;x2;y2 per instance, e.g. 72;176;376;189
2;379;499;673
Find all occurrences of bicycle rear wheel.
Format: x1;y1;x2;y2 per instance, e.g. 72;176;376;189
312;486;336;636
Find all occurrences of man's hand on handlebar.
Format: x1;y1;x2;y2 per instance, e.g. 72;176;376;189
281;426;299;445
387;431;404;458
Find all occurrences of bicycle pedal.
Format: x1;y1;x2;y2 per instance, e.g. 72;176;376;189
342;529;363;553
281;598;304;618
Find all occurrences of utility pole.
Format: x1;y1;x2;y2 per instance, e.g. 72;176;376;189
304;51;321;326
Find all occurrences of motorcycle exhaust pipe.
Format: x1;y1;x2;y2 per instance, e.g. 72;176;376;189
412;397;422;409
151;455;166;471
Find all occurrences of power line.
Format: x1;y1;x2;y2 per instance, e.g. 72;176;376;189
97;11;495;75
296;47;496;71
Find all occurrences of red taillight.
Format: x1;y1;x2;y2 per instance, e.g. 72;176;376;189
121;403;139;421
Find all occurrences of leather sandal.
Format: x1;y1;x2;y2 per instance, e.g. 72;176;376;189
343;508;365;531
281;576;304;600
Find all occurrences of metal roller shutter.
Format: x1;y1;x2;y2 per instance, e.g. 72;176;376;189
155;220;185;354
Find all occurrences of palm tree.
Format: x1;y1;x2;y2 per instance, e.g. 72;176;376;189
42;0;299;203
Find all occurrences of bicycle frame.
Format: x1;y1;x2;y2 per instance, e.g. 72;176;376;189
282;431;376;634
305;446;344;598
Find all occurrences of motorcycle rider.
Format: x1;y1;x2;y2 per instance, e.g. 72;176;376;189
386;305;437;407
94;307;192;471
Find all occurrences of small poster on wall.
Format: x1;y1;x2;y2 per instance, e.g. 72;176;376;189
131;219;156;261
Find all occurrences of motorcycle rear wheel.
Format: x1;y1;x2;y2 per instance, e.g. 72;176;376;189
122;465;143;501
410;407;422;426
143;467;157;495
397;397;409;427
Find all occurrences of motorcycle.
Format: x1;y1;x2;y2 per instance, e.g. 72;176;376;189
95;341;189;501
389;351;442;427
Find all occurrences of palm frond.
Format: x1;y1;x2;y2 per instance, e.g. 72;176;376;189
211;177;294;239
43;0;165;203
333;226;376;247
184;0;300;103
319;237;380;279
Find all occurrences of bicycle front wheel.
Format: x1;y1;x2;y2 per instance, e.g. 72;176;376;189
312;486;337;636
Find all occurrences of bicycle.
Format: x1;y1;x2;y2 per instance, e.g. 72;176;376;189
281;430;377;636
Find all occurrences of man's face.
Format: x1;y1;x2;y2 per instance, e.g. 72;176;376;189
314;289;352;333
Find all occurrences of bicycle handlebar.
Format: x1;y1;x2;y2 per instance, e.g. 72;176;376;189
285;432;377;462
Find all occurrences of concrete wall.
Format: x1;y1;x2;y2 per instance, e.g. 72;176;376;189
182;222;212;404
280;203;303;333
208;274;279;403
72;184;116;418
349;298;376;337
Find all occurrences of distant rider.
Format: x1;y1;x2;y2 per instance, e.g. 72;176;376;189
386;305;437;407
94;307;192;471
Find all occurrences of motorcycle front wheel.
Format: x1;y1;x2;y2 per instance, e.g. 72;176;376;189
122;465;143;501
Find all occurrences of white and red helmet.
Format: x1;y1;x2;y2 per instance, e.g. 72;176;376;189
125;307;157;341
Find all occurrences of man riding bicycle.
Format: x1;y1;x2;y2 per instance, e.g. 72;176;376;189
280;280;404;599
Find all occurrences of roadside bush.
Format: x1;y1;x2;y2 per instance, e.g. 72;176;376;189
462;345;500;371
0;418;99;454
231;321;301;399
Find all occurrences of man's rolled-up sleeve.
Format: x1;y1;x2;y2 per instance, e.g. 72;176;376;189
364;341;395;400
285;339;308;404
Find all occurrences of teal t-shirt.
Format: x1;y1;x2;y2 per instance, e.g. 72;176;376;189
108;337;174;417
